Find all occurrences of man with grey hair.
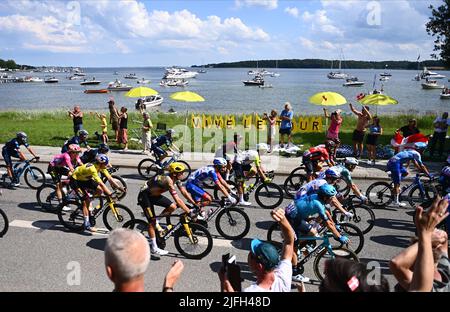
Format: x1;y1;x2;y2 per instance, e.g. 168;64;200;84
104;228;150;292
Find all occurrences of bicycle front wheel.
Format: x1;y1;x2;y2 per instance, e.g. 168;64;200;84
24;166;46;189
215;207;250;240
57;200;84;232
332;222;365;254
283;167;307;198
102;203;135;230
266;221;283;244
313;247;359;281
335;205;376;235
174;223;213;259
36;183;61;211
0;208;9;237
335;179;351;197
177;161;191;182
366;181;393;207
408;184;437;208
255;183;284;209
110;175;128;200
137;158;157;178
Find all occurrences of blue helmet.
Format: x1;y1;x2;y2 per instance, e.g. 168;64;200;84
213;157;227;167
95;154;109;165
98;143;109;154
324;168;340;179
318;184;337;198
414;142;427;151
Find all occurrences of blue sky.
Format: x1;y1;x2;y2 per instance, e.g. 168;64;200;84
0;0;443;67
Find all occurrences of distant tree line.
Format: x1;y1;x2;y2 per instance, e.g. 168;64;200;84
193;59;446;70
0;59;35;70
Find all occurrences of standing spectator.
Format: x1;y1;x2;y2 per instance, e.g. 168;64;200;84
323;108;343;160
141;112;153;154
429;112;449;159
108;100;120;142
117;107;128;151
215;133;242;180
94;112;108;144
349;103;372;159
397;119;420;138
104;228;150;292
263;110;277;153
219;207;294;292
279;102;294;148
68;105;83;136
365;116;383;165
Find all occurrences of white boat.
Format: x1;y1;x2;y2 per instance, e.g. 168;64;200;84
22;76;43;82
68;75;83;80
243;74;265;86
259;84;273;89
137;78;151;84
421;67;446;79
107;80;133;91
380;72;392;77
124;73;138;79
421;79;445;89
80;78;101;85
197;69;207;74
343;77;364;87
44;77;59;83
440;89;450;99
270;72;280;77
379;76;390;81
163;67;198;79
136;95;164;109
327;57;348;79
159;79;189;87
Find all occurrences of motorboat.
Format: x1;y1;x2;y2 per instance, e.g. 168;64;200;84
328;72;348;79
159;79;189;87
259;84;273;89
68;75;83;80
44;77;59;83
21;76;43;82
137;78;151;84
421;67;446;79
421;79;445;89
197;69;207;74
379;72;392;77
343;77;364;87
379;76;390;81
163;67;198;79
440;89;450;99
243;74;265;86
271;72;280;77
124;73;138;79
84;89;109;94
80;78;101;85
135;95;164;109
107;80;133;91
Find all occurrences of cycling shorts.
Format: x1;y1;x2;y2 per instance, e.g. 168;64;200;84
185;182;207;202
151;146;166;158
2;147;19;167
303;158;318;175
232;163;252;182
69;178;99;198
138;190;173;219
387;160;408;185
47;165;70;184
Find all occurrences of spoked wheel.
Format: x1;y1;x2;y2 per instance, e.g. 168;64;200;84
313;247;359;281
366;181;393;207
177;161;192;182
57;200;84;232
332;223;365;254
283;167;307;198
122;219;166;249
24;166;46;189
266;221;283;244
215;207;250;240
137;158;158;179
334;205;376;235
36;183;61;211
255;183;284;209
108;175;128;200
335;178;351;197
408;184;438;208
0;208;9;237
174;223;213;259
102;204;135;230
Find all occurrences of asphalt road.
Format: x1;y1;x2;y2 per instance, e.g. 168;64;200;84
0;165;417;292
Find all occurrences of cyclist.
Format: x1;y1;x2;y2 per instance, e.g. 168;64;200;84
150;129;179;165
214;133;242;180
70;154;126;232
61;130;89;153
137;162;197;256
302;144;334;182
2;132;39;187
285;184;349;283
317;157;368;203
386;142;431;207
48;144;83;206
232;149;270;206
438;156;450;194
184;158;237;212
80;143;110;164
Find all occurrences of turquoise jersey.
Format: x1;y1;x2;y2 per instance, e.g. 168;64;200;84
288;194;329;222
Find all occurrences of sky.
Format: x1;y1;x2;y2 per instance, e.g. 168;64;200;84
0;0;444;67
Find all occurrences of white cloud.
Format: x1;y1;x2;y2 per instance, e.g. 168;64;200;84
235;0;278;10
299;37;314;49
284;7;299;18
115;40;131;54
302;10;344;37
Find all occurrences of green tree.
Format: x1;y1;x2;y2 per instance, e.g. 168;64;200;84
426;0;450;66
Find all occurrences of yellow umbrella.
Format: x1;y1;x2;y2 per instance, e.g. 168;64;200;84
309;92;347;106
357;94;398;106
124;86;158;98
170;91;205;102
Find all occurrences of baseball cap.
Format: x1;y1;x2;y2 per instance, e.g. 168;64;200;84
250;239;280;271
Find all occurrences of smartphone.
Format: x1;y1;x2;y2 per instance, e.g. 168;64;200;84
222;253;241;291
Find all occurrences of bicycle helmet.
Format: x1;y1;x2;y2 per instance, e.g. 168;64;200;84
168;162;185;174
256;143;269;154
68;144;81;153
166;129;175;136
414;142;427;151
16;132;28;144
317;184;337;198
98;143;110;154
324;168;340;179
78;129;89;137
345;157;359;166
95;153;109;165
213;157;227;167
325;140;336;148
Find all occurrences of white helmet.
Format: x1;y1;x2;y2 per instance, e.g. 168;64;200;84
213;157;227;167
256;143;269;154
345;157;359;166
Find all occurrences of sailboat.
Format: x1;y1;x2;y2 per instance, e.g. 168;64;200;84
380;64;392;77
271;60;280;77
327;53;348;79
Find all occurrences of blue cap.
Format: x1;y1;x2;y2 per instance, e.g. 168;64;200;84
250;239;280;271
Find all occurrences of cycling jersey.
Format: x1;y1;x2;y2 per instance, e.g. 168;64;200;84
3;138;29;155
295;179;327;200
80;148;99;164
187;166;219;186
153;135;172;148
303;147;330;162
145;174;181;195
71;163;110;183
287;194;329;221
388;150;423;166
439;166;450;192
317;165;352;184
61;136;87;153
50;152;80;171
233;150;261;166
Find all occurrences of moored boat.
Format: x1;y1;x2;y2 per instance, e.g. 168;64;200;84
80;78;101;85
107;80;132;91
84;89;108;94
44;76;59;83
421;79;445;89
343;77;364;87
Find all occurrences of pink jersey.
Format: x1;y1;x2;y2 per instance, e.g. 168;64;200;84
50;153;79;170
327;116;342;139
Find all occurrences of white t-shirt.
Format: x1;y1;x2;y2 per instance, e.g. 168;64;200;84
243;259;292;292
234;150;260;166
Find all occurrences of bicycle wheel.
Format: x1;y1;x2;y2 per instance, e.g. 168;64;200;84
366;181;393;207
122;219;150;238
57;200;84;232
36;183;61;211
174;223;213;259
0;208;9;237
177;160;191;182
255;182;284;209
332;222;365;254
137;158;157;178
335;178;351;197
110;175;127;200
102;203;135;230
313;247;359;281
266;221;283;244
408;184;437;208
283;167;307;198
215;207;250;240
24;166;46;189
335;205;376;235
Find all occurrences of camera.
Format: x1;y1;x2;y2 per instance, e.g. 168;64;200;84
222;253;242;291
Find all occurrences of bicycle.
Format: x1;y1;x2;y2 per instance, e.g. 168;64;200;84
0;191;8;237
123;212;213;259
366;173;438;208
137;152;191;182
57;192;134;232
0;157;46;189
334;195;376;234
213;170;284;209
267;223;359;281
